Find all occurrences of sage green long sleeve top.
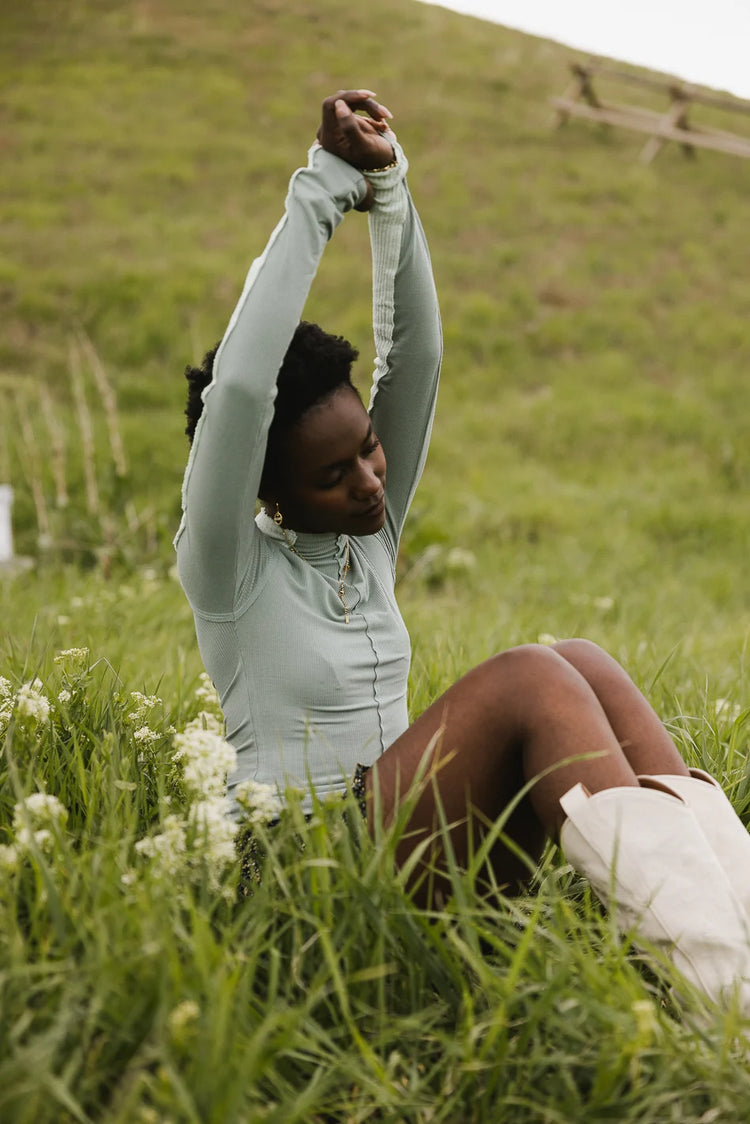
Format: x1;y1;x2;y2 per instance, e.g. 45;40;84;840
175;141;442;811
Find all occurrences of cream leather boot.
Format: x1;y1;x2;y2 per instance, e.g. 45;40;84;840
559;779;750;1013
643;768;750;920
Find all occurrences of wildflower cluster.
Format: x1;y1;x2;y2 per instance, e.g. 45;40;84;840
235;780;282;828
173;726;236;798
133;676;237;893
14;679;52;726
0;653;289;899
51;646;91;708
135;814;187;880
194;672;222;715
126;691;163;730
0;792;69;873
13;792;68;851
53;647;90;676
0;677;13;734
186;673;226;739
124;691;176;777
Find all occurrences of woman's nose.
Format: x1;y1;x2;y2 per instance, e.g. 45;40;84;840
354;460;382;498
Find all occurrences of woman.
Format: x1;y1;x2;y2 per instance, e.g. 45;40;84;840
176;91;750;1012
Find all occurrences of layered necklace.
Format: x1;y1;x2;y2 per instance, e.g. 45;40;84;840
274;511;352;624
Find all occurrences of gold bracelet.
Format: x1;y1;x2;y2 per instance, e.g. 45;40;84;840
365;148;398;173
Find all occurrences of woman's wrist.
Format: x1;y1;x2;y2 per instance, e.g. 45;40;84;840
363;139;408;204
361;146;398;173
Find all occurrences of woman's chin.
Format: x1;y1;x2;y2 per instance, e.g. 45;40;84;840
352;498;386;535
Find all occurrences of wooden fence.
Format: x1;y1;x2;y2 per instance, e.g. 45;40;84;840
552;62;750;163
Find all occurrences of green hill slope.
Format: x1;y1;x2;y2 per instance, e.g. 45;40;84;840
1;0;749;677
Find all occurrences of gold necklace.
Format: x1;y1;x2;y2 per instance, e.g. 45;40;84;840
278;524;352;624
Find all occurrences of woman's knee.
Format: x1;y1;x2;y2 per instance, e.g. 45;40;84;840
552;637;607;663
488;642;580;684
481;643;594;719
551;638;630;688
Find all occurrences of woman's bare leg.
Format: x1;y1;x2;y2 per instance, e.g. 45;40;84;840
551;639;689;779
366;643;646;904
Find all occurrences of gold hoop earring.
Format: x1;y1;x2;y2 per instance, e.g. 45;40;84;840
273;502;283;527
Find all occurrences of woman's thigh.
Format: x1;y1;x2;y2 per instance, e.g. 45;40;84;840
365;649;549;901
365;643;637;904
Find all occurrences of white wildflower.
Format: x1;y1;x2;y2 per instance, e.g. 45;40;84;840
57;689;72;706
17;792;68;825
183;711;225;737
127;691;162;725
53;647;90;674
0;843;19;873
120;869;137;886
16;827;54;852
537;633;558;646
173;727;236;798
14;680;51;725
129;691;161;710
135;814;187;879
0;678;13;733
134;725;159;745
168;999;200;1037
593;596;615;611
56;615;70;626
235;780;283;827
188;798;237;872
194;672;222;714
13;793;68;851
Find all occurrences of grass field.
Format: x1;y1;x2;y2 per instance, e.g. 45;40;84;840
1;0;750;1119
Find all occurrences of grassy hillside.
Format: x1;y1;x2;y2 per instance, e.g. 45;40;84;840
2;0;749;690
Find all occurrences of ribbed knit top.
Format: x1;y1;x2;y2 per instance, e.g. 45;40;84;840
175;140;442;812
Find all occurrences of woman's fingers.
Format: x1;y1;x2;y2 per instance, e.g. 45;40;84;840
317;90;397;171
322;89;393;123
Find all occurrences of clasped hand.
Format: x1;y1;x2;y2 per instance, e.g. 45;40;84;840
317;89;395;173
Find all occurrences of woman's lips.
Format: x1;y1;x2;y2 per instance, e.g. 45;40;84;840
358;494;385;519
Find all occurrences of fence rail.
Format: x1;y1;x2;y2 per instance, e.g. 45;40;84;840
552;63;750;163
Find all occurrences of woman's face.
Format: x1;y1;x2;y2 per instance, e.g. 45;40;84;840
272;386;387;535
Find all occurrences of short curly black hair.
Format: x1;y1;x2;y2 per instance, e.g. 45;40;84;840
184;321;360;498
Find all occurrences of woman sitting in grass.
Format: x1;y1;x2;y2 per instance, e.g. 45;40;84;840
176;90;750;1015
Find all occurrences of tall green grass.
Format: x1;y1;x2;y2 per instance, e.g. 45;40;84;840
0;649;749;1122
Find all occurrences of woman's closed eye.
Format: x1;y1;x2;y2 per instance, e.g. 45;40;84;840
318;469;345;489
316;435;381;489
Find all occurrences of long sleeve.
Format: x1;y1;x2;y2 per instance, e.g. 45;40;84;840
366;147;443;557
175;147;367;616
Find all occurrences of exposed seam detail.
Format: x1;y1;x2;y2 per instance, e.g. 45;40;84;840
360;609;385;756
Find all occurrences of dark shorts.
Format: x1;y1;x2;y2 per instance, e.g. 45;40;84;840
351;761;371;819
238;763;371;893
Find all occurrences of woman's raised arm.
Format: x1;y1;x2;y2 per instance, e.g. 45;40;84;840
175;93;392;615
366;145;443;556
